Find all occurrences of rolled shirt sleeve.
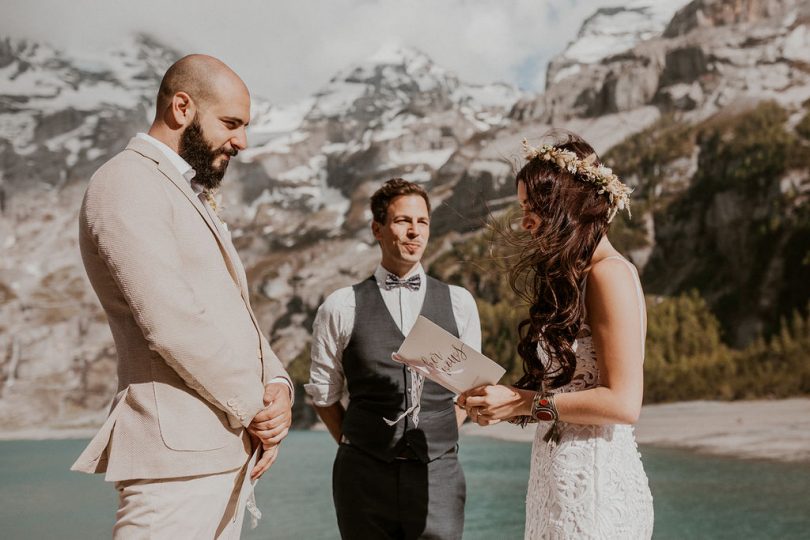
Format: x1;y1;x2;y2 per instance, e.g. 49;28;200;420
450;285;482;353
305;287;354;407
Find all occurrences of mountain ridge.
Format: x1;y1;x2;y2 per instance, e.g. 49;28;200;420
1;0;808;432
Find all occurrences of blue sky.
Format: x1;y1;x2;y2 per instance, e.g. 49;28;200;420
2;0;607;103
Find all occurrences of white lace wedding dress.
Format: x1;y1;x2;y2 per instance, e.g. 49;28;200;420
524;257;654;539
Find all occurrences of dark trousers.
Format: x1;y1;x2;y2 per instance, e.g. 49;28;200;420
332;443;466;540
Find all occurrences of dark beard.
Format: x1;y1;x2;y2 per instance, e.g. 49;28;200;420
178;119;236;191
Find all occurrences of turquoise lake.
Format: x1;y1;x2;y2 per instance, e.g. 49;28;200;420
1;432;809;539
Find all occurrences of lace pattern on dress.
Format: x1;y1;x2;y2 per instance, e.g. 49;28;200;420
524;258;653;539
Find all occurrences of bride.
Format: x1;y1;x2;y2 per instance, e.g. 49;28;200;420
458;132;654;539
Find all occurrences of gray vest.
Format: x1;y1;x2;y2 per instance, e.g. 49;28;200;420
341;275;460;463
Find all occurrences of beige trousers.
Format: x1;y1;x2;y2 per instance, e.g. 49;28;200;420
113;452;259;539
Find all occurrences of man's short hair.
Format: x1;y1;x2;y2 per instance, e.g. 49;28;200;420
370;178;431;224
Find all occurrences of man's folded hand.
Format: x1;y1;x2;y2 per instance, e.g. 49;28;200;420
247;382;292;447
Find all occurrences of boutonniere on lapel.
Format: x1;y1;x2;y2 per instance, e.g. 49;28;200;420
202;189;229;231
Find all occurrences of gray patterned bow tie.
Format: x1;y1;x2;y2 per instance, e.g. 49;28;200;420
384;273;421;291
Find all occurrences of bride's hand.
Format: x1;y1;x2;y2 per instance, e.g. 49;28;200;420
460;385;533;426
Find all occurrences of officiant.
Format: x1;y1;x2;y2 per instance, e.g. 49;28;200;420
305;178;481;540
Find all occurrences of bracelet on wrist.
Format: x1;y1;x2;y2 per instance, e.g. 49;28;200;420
530;392;559;422
530;391;562;445
508;390;562;437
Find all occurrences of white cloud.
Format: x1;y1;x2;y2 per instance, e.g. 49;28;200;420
2;0;608;104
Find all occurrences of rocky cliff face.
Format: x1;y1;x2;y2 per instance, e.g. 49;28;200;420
509;0;810;349
594;0;810;346
1;0;808;433
0;36;181;431
605;100;810;347
513;0;809;122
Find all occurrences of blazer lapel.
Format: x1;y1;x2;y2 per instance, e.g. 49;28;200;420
124;137;242;289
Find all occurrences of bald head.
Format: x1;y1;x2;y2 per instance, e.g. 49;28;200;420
155;54;248;119
147;54;250;173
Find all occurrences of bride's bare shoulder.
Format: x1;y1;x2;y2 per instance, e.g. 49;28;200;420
585;257;642;312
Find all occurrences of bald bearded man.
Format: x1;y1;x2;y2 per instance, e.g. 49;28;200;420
71;55;293;538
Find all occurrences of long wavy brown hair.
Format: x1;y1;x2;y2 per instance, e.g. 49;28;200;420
510;131;612;391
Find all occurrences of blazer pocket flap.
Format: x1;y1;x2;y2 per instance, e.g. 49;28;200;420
151;359;240;451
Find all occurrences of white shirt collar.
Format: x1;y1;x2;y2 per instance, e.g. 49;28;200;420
374;263;425;286
135;132;197;186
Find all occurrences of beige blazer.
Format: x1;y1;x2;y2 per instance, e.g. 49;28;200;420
71;137;290;482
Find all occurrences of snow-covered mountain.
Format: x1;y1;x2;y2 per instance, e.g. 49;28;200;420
546;0;693;86
0;36;522;433
232;44;520;245
514;0;810;123
1;0;808;434
0;35;175;185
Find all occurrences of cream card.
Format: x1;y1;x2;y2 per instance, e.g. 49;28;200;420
394;315;506;394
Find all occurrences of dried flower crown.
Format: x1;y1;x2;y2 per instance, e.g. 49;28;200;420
521;139;632;222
